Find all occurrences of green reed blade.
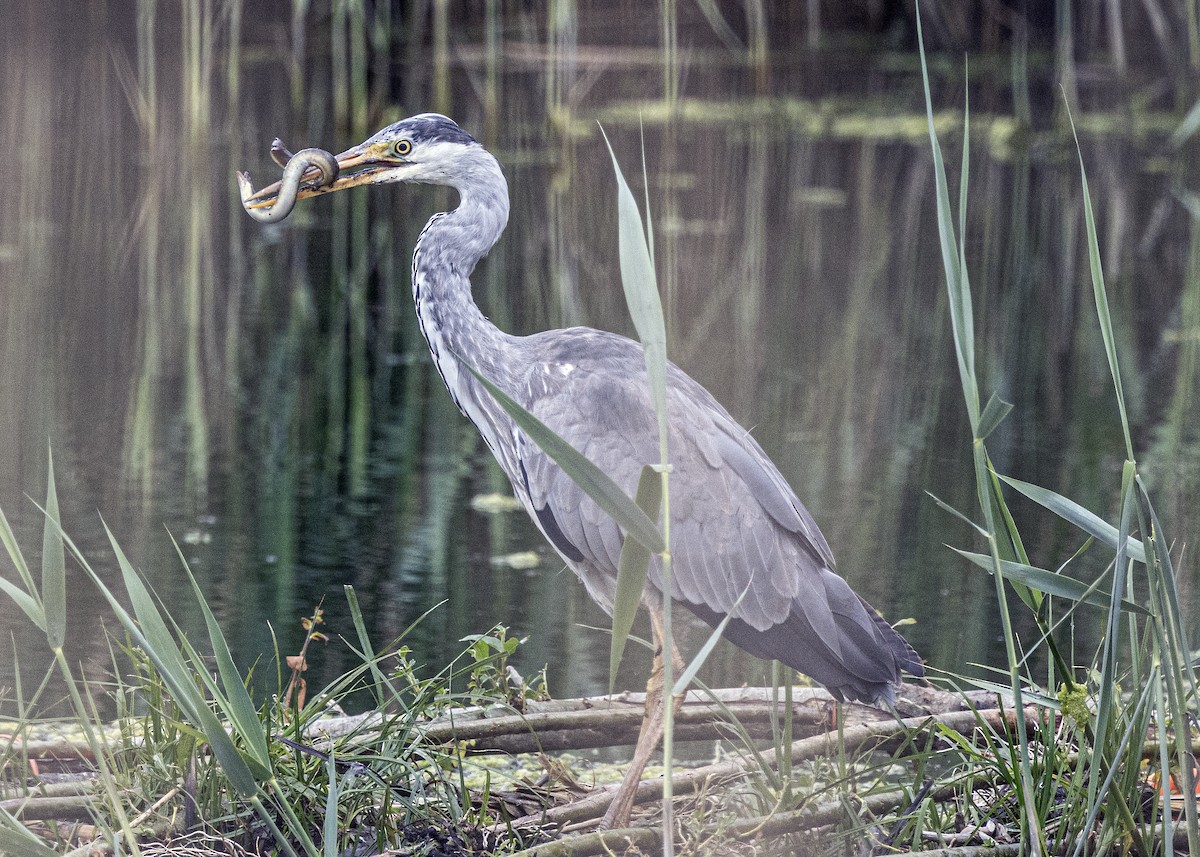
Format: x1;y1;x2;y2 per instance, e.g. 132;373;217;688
918;10;1041;849
0;809;57;857
0;575;43;631
950;549;1148;614
599;125;669;459
1067;107;1134;460
171;533;272;776
0;507;36;602
924;491;989;538
345;584;398;708
324;752;340;857
609;465;661;693
918;25;978;428
976;392;1014;441
93;520;261;798
40;448;66;651
672;583;749;696
456;356;664;554
998;474;1146;562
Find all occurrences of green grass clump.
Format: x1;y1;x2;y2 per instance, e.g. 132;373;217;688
0;484;554;855
915;7;1199;855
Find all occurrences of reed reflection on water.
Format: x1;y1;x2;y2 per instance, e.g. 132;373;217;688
0;4;1197;710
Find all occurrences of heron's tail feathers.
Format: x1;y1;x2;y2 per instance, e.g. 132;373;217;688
683;573;924;707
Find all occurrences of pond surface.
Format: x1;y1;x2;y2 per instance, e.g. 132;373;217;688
1;5;1198;713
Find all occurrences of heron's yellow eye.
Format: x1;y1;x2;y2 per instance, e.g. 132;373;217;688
393;139;412;157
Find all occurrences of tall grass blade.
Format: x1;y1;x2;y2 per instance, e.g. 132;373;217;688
987;463;1033;567
323;752;340;857
917;10;1042;850
917;22;978;426
924;491;990;537
598;125;668;450
1068;109;1134;460
345;584;398;708
950;549;1147;614
672;583;749;695
88;520;261;798
171;533;272;776
1084;462;1137;841
456;357;663;554
639;124;655;269
0;577;42;630
1137;479;1198;694
1072;669;1157;857
0;810;57;857
609;465;661;692
0;508;38;604
601;116;676;857
1138;481;1200;849
997;474;1146;561
40;448;66;650
976;393;1014;441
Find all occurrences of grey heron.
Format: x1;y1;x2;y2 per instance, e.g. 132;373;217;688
240;113;924;829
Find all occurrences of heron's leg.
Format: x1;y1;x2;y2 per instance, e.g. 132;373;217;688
598;605;685;830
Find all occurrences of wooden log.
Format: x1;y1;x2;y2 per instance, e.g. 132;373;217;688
503;706;1039;830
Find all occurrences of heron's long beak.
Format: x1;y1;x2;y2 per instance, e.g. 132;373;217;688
243;142;404;212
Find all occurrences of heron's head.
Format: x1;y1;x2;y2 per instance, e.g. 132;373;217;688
245;114;498;212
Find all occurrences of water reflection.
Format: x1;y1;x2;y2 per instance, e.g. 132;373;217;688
1;6;1197;715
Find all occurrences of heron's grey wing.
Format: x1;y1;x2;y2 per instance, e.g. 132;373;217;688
509;331;918;701
512;340;659;610
510;333;829;628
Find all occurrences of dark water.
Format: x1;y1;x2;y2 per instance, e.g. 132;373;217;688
1;4;1198;714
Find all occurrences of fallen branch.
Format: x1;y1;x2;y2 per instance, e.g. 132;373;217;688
886;847;1022;857
2;685;981;766
504;706;1038;831
306;683;982;755
0;779;97;802
505;775;1004;856
1;794;97;821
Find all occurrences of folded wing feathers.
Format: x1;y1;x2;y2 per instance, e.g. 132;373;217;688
507;334;920;702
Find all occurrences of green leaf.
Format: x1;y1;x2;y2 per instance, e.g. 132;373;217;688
0;808;58;857
976;392;1014;441
918;22;979;428
324;753;340;857
92;520;262;797
924;491;989;538
997;474;1146;562
672;583;750;696
456;356;664;554
0;506;37;600
955;676;1058;708
600;126;669;459
1137;476;1199;695
0;503;44;627
609;465;661;693
346;585;396;708
951;548;1148;615
985;456;1031;565
1068;105;1135;460
40;447;66;650
0;575;43;631
172;533;273;777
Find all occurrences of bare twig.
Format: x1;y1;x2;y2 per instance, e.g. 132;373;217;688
502;707;1038;831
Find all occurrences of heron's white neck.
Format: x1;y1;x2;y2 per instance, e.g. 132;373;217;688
410;150;516;444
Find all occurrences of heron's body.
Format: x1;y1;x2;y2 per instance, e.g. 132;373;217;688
396;115;920;703
242;113;922;825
